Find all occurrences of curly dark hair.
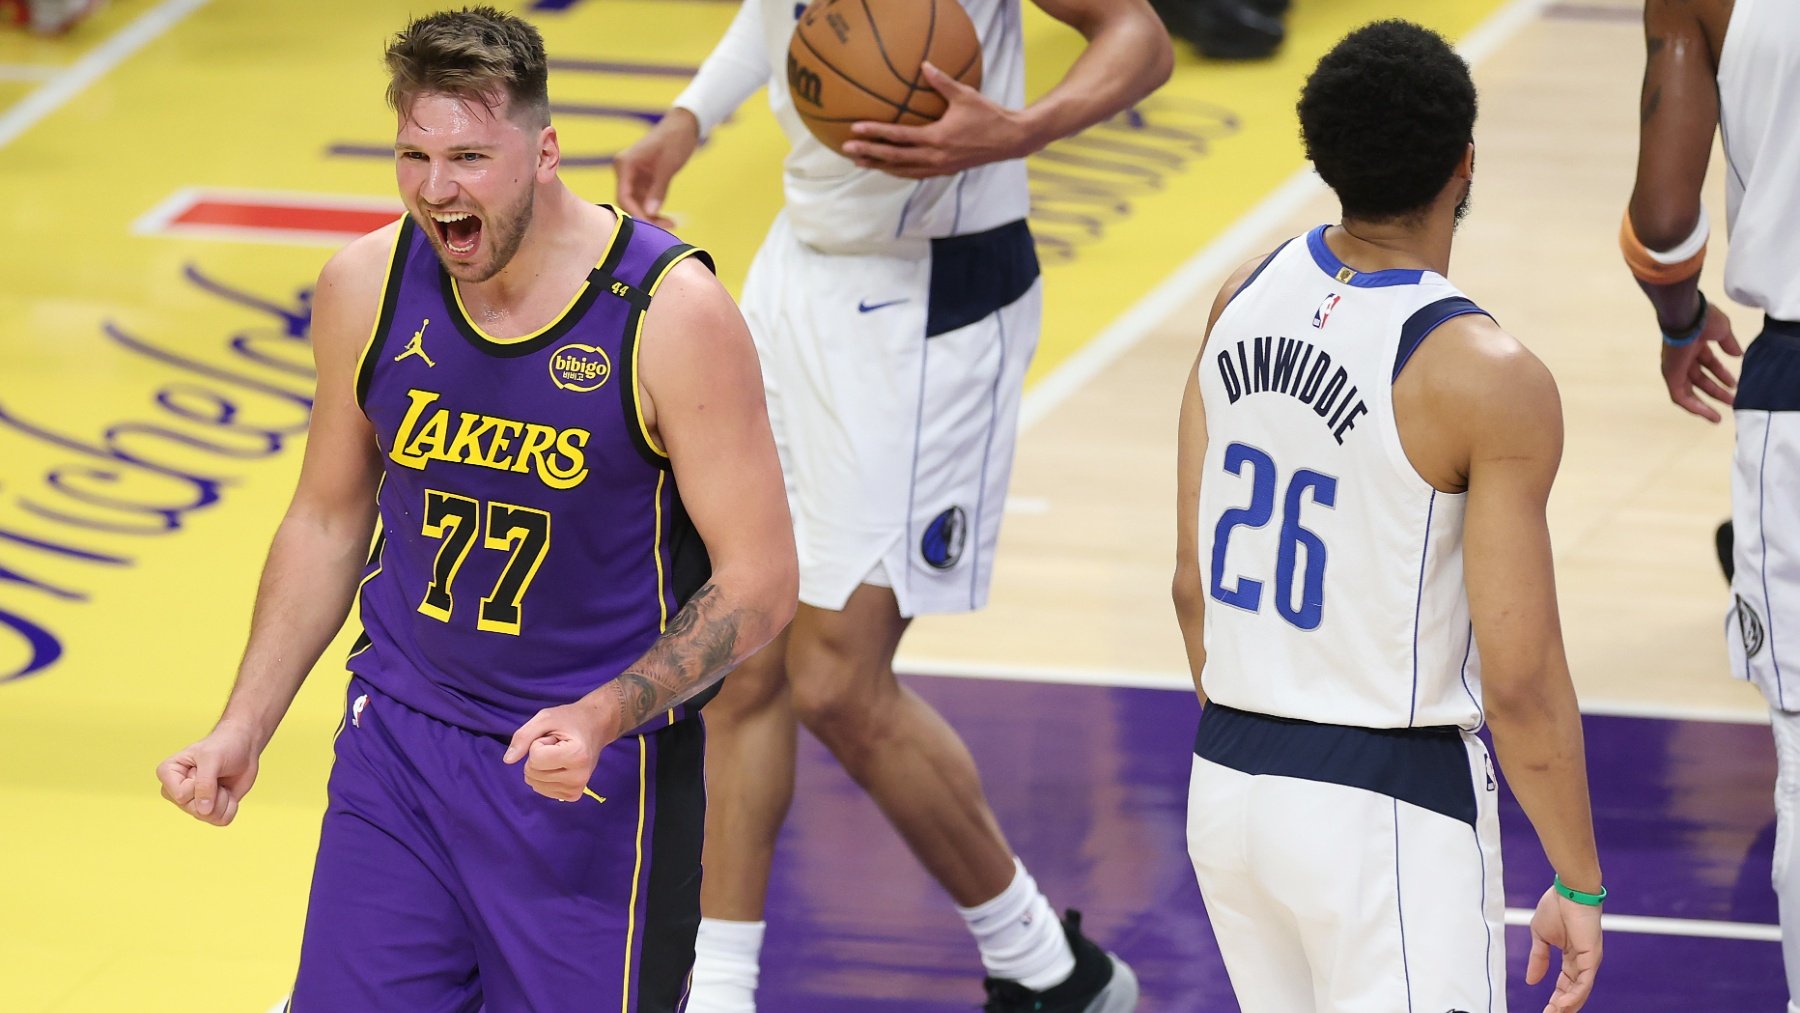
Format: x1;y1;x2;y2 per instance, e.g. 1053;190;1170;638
1298;20;1476;222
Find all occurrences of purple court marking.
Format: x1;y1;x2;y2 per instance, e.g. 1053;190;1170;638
749;674;1784;1010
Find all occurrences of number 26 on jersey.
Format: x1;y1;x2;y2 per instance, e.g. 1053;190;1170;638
1210;442;1337;631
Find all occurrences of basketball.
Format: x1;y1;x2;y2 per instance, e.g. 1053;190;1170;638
786;0;984;155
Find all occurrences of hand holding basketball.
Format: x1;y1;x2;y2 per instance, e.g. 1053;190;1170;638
156;720;261;827
842;62;1034;179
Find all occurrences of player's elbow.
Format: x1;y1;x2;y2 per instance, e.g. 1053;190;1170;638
1480;665;1570;727
1144;27;1175;90
768;558;799;632
1630;203;1703;253
741;551;800;640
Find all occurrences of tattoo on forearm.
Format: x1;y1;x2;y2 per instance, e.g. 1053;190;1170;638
608;582;749;731
1642;86;1663;126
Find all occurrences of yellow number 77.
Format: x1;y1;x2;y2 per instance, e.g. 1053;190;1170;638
416;489;552;636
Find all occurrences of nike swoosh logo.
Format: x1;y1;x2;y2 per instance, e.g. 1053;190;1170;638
857;298;909;313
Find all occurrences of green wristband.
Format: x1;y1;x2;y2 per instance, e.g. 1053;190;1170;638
1553;874;1607;907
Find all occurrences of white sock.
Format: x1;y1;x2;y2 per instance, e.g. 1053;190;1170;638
687;918;764;1013
957;858;1075;991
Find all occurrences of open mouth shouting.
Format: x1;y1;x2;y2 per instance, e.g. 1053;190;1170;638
429;209;483;259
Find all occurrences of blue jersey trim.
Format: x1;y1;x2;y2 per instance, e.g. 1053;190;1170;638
1409;490;1437;727
1759;422;1786;708
1192;703;1479;826
1306;225;1426;288
1474;820;1495;1012
1394;800;1414;1010
1394;296;1491;381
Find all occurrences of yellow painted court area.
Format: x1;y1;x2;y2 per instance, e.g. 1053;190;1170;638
0;0;1505;1008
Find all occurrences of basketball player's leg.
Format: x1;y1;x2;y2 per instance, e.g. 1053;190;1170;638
1770;708;1800;1012
787;584;1015;903
699;633;795;920
687;221;805;1013
291;679;482;1011
1186;756;1316;1012
1276;751;1501;1011
469;720;706;1013
689;633;795;1013
1728;323;1800;1010
789;588;1133;1008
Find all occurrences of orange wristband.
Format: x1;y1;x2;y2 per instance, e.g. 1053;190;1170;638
1621;208;1707;285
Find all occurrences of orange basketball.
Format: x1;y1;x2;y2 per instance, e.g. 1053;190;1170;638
786;0;984;155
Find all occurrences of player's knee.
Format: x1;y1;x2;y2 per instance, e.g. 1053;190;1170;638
789;669;892;752
710;652;789;718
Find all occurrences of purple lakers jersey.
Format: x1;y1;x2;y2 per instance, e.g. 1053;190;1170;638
347;209;714;737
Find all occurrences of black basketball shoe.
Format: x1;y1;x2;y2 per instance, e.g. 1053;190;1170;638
1148;0;1284;61
981;910;1139;1013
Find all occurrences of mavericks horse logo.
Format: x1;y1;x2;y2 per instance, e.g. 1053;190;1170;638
921;506;968;570
1735;594;1766;659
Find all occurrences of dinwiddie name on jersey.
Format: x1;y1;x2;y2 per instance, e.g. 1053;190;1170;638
388;388;590;489
1215;335;1369;445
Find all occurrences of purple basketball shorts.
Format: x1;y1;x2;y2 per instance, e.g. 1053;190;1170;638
289;676;704;1012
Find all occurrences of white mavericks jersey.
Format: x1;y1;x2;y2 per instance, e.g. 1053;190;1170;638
1718;0;1800;320
758;0;1030;254
1196;227;1490;731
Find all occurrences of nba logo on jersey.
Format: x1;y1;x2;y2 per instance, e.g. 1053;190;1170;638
1312;293;1341;329
351;693;369;728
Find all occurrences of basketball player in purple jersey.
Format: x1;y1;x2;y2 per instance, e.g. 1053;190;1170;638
614;2;1169;1011
154;8;796;1010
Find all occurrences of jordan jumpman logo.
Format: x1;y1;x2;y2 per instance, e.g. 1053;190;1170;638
394;319;436;367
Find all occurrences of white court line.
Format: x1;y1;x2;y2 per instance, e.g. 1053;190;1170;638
896;658;1772;723
0;63;61;82
1504;908;1781;942
898;656;1193;692
1017;0;1557;434
0;0;211;152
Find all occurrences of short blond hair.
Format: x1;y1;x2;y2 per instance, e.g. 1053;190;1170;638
385;7;550;128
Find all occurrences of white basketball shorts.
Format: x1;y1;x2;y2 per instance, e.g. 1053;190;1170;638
1186;703;1506;1012
739;211;1041;616
1728;318;1800;713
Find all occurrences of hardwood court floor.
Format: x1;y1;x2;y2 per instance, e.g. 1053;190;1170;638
914;0;1766;726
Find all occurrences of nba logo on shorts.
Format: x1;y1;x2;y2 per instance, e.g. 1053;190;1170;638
1313;293;1341;329
921;506;967;570
351;693;369;728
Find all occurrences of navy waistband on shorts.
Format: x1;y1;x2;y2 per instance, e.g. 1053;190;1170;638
926;218;1039;337
1194;703;1478;826
1736;317;1800;412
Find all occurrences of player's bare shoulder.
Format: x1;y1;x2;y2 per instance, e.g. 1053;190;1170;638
1398;312;1563;488
1415;313;1559;416
311;219;407;365
642;255;743;354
